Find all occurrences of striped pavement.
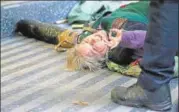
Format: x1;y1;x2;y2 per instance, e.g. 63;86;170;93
1;36;178;112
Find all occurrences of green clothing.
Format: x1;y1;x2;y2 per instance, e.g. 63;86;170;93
106;56;178;77
92;1;149;31
79;1;149;41
106;60;141;77
67;1;125;24
78;31;93;42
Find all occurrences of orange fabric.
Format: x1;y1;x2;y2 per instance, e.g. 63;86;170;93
57;30;78;48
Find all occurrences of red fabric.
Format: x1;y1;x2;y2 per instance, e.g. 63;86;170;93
120;4;126;8
130;58;142;66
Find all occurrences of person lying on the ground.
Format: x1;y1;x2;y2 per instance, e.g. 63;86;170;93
67;29;146;72
67;29;178;77
66;1;150;76
14;20;178;77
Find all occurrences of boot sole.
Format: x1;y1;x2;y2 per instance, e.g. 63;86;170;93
111;93;172;111
146;99;172;111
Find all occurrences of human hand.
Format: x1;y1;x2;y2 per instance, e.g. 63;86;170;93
108;28;123;41
106;29;123;49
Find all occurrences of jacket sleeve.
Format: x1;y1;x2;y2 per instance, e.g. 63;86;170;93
119;30;146;49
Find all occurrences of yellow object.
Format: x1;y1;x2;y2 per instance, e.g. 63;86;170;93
55;30;78;51
124;65;141;77
66;48;78;71
72;24;84;29
83;27;97;33
73;100;89;106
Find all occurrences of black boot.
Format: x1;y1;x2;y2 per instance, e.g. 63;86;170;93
111;83;172;111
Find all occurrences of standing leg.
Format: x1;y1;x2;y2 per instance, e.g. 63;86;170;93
138;0;178;91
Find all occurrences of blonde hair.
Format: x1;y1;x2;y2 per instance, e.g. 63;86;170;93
66;44;105;71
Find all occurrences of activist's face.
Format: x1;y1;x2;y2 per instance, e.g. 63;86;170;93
78;30;110;57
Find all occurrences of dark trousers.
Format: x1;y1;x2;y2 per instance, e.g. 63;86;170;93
138;1;178;91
